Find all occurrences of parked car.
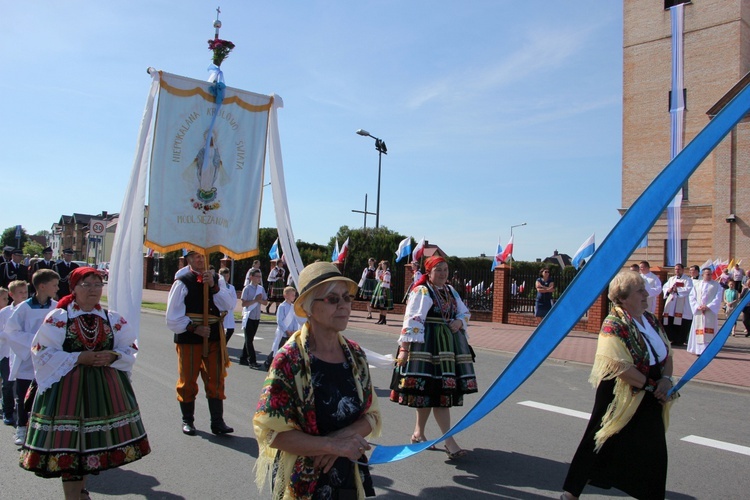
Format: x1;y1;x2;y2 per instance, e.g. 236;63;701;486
96;262;110;281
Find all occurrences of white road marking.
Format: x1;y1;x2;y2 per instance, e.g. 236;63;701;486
233;334;264;340
518;400;591;420
681;435;750;456
520;401;750;457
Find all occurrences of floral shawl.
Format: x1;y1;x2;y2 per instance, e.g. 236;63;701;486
590;305;675;451
253;323;382;499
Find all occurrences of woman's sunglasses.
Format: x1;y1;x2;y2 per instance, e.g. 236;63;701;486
313;294;355;305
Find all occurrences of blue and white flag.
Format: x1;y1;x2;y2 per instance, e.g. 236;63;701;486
331;239;339;262
268;237;280;260
571;233;595;270
491;238;503;271
394;237;412;263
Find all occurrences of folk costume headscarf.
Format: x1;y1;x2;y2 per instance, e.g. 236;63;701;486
589;305;676;451
253;322;382;499
412;255;446;288
56;267;103;310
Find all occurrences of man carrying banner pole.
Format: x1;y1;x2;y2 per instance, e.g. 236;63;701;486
166;250;236;435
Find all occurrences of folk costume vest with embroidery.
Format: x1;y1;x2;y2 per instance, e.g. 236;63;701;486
176;272;222;344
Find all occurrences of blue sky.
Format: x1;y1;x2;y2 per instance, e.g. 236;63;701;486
0;1;623;262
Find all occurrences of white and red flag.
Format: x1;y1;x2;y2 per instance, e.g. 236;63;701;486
336;237;350;263
412;237;426;261
498;235;514;264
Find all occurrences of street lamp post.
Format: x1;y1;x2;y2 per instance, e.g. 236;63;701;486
509;222;527;270
356;129;387;229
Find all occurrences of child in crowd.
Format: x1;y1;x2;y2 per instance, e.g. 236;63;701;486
0;286;18;425
724;280;740;335
218;268;237;343
5;270;58;445
262;287;304;371
240;268;267;369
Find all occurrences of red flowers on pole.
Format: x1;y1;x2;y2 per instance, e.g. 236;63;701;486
208;38;235;67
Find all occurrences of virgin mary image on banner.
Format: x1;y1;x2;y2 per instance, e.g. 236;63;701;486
183;127;229;206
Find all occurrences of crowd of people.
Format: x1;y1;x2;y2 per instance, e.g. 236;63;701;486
630;260;750;358
0;247;149;499
2;244;747;498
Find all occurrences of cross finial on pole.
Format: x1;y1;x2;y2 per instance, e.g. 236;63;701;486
214;6;222;40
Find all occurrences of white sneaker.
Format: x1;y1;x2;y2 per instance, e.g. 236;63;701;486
14;426;27;446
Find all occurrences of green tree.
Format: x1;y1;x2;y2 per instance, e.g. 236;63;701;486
1;226;28;250
24;241;44;257
297;241;328;265
329;225;408;276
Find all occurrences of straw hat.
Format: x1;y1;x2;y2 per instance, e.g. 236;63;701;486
295;262;357;316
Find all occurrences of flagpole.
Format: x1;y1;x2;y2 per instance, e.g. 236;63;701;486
202;249;210;358
509;223;527;272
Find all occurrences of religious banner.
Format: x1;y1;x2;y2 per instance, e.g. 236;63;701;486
146;71;273;258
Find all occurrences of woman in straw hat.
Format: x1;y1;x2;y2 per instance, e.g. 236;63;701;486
391;255;476;460
254;262;382;499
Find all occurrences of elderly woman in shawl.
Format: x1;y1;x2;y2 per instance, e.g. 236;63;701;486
19;266;150;500
561;270;677;500
254;262;382;499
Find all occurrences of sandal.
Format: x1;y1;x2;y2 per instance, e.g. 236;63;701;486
80;489;91;500
410;434;437;450
367;314;373;319
443;445;468;460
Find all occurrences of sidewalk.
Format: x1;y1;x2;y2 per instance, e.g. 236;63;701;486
139;288;750;390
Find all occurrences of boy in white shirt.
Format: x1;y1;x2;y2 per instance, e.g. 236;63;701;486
262;287;305;371
0;283;27;426
6;270;58;445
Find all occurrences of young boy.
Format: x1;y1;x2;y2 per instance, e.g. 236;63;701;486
6;269;58;445
240;269;267;368
262;287;304;371
0;284;25;425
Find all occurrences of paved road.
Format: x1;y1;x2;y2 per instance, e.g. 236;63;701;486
2;311;749;499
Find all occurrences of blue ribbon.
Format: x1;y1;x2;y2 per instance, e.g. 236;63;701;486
199;67;226;178
369;82;750;465
669;292;750;396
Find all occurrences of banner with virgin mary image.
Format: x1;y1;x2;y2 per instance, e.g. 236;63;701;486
146;71;273;258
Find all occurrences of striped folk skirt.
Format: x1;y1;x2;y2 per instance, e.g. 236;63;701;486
390;320;477;408
358;278;378;301
268;280;286;302
370;283;394;311
20;365;150;479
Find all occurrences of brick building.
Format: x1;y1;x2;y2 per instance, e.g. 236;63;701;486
623;0;750;267
52;212;115;260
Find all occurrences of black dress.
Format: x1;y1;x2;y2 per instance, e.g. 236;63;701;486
563;362;668;500
311;357;375;499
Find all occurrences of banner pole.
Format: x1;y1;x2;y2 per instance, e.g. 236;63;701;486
202;250;210;358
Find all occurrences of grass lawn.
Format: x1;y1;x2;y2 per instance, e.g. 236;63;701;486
103;296;274;322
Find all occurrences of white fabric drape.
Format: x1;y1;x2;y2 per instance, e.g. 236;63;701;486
667;3;685;266
109;70;160;340
111;74;304;340
268;96;305;286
